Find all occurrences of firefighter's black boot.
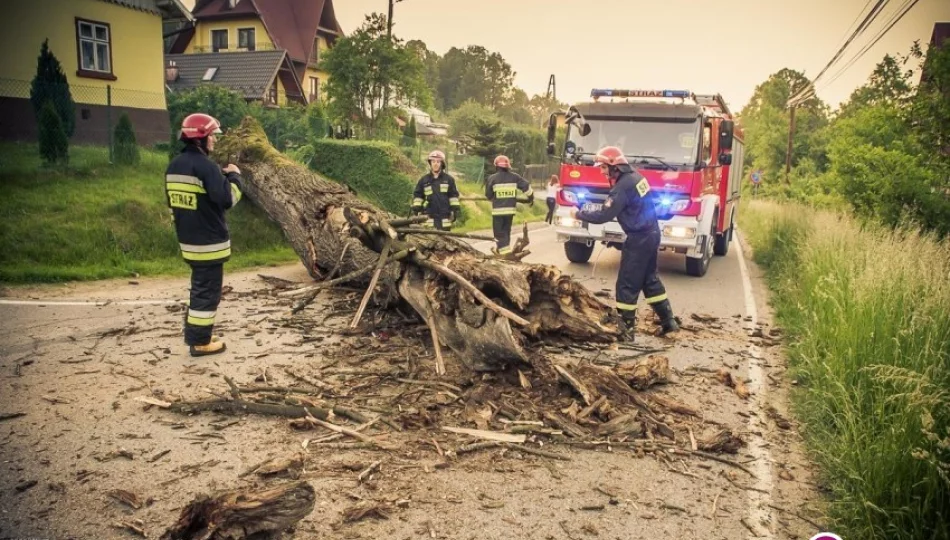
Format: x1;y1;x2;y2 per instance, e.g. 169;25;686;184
618;313;637;343
652;299;680;336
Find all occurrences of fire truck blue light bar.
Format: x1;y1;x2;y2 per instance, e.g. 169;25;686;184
590;89;691;98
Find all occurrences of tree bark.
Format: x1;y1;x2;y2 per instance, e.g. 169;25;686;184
216;118;620;368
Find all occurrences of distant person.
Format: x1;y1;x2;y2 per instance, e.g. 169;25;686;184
545;175;559;224
572;146;679;341
485;155;533;255
411;150;460;230
165;113;244;357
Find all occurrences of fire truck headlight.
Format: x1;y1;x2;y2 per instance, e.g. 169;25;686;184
670;199;690;212
663;226;696;239
557;216;582;228
561;191;579;205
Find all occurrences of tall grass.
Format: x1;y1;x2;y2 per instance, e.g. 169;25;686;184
743;200;950;540
0;143;296;283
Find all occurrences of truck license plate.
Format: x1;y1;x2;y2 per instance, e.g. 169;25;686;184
582;202;602;213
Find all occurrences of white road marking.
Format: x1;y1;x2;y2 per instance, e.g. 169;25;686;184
0;299;184;307
734;229;775;538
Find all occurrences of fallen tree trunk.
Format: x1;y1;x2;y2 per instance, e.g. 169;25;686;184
217;118;619;368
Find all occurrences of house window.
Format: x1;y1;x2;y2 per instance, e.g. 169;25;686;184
309;77;319;102
76;19;114;79
311;39;319;66
268;80;278;105
211;29;228;52
238;28;255;51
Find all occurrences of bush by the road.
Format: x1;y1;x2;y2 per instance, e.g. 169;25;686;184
0;143;296;283
743;200;950;540
306;139;417;216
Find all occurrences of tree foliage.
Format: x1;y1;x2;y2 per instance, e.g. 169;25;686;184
113;113;140;166
745;41;950;237
31;39;75;138
38;101;68;166
321;13;431;134
437;45;515;111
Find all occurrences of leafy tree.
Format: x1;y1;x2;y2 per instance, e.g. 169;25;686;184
838;54;916;118
321;14;432;134
528;93;569;127
113;113;140;165
166;85;249;135
466;118;506;181
406;40;442;108
38;101;68;166
437;46;514;111
497;88;534;126
447;100;501;139
739;68;829;182
30;39;75;138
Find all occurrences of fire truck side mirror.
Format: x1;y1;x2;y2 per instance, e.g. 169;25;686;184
719;120;735;150
719;153;733;166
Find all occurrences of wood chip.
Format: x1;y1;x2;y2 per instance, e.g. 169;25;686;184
108;489;143;509
442;426;526;444
134;396;171;408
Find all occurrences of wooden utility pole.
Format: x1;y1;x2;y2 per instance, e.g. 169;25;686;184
784;105;796;184
387;0;395;37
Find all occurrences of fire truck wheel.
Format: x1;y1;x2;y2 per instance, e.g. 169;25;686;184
714;228;731;256
564;241;595;263
713;210;734;256
686;216;716;277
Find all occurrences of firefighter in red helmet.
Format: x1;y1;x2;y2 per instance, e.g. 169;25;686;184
572;146;679;341
485;155;533;255
411;149;460;230
165;113;244;356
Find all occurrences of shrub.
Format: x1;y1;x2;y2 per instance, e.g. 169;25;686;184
113;113;140;166
30;39;75;138
310;139;417;215
38;101;68;166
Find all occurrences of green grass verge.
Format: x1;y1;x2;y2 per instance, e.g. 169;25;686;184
453;178;548;233
742;200;950;540
0;143;296;283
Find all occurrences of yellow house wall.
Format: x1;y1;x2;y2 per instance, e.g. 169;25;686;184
303;35;332;103
184;18;270;53
3;0;168;110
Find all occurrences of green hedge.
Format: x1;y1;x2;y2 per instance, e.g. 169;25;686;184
310;139;417;215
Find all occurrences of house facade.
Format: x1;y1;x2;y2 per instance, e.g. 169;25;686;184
169;0;342;105
1;0;191;145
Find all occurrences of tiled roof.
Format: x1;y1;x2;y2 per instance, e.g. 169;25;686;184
165;50;289;100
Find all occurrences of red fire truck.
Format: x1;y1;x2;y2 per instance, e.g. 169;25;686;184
545;89;745;277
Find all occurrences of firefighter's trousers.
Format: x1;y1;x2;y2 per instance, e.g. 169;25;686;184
616;229;668;320
492;215;514;255
184;263;223;346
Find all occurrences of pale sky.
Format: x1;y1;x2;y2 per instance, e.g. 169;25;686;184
185;0;950;112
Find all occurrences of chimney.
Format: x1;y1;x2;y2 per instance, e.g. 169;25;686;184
165;60;179;82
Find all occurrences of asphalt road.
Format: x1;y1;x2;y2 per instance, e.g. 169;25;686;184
0;224;821;540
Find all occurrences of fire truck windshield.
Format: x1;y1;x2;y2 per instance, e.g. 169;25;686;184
567;117;701;168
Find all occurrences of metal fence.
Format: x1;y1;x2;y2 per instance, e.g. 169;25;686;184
0;78;172;157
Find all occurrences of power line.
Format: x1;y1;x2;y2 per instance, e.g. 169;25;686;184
817;0;922;91
787;0;891;106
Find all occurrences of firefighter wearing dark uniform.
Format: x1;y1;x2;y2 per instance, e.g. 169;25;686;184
573;146;679;340
411;150;460;231
165;113;244;357
485;155;533;255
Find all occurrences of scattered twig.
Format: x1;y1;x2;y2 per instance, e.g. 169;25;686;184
224;376;241;400
394;229;496;241
357;460;382;483
767;503;824;530
304;410;383;447
350;240;392;329
421;297;445;376
0;412;26;422
395;378;462;394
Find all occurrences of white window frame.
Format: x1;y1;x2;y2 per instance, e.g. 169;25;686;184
76;19;112;74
